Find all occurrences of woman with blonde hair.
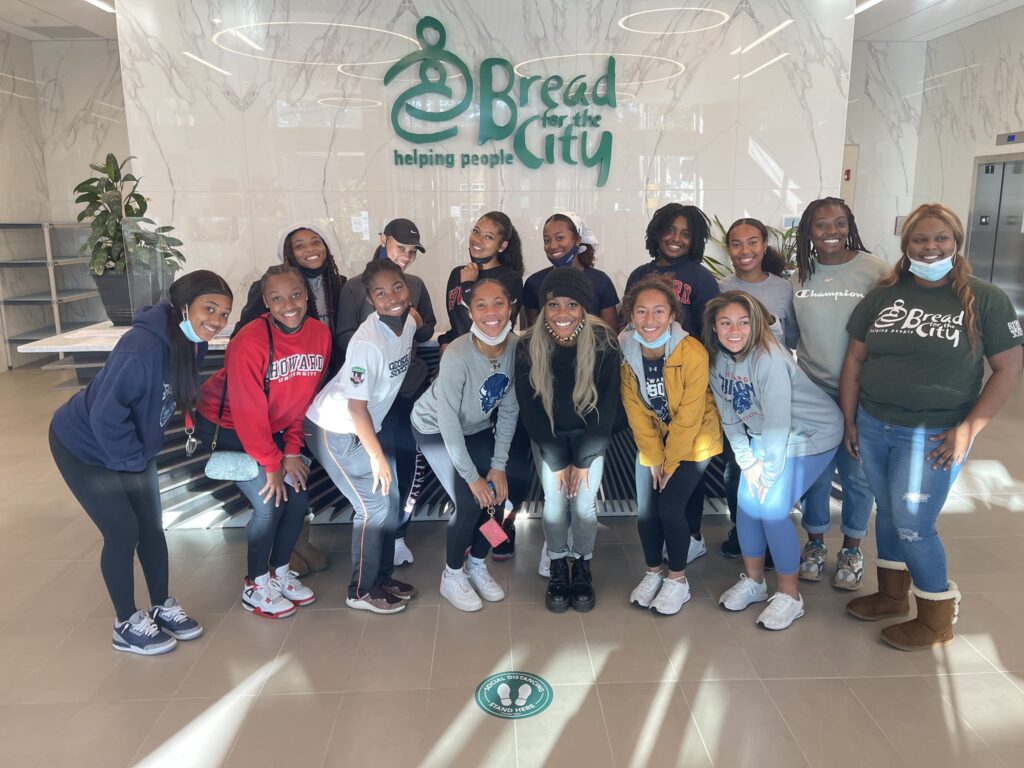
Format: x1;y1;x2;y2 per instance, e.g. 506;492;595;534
704;291;843;630
514;268;621;613
841;203;1022;650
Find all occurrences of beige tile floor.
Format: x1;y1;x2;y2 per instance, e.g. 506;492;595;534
2;366;1024;767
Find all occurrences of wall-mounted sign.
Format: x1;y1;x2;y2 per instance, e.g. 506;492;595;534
384;17;617;186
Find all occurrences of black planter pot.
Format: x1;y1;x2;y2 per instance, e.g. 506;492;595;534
92;270;162;326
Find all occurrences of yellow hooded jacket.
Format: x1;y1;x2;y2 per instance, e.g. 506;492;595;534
619;326;723;475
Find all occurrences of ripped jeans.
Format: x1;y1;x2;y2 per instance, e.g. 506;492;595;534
856;409;968;592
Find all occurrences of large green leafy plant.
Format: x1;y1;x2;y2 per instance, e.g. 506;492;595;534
75;153;185;276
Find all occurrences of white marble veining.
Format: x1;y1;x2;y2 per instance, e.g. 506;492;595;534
0;31;49;224
32;41;130;223
846;40;927;263
114;0;856;316
913;4;1024;222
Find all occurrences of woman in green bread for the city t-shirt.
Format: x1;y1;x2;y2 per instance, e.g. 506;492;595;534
839;202;1023;652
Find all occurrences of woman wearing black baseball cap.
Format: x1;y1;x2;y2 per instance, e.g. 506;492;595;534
514;267;621;613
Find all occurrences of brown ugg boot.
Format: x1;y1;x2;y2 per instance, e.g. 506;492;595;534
289;549;310;577
846;559;911;621
881;581;961;651
293;517;329;572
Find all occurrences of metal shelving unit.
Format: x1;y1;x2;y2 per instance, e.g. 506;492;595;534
0;223;103;369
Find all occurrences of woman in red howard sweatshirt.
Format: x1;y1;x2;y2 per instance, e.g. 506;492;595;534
196;265;331;618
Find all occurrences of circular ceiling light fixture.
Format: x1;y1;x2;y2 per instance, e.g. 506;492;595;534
337;60;464;82
514;53;684;87
617;7;730;35
211;21;419;67
317;96;383;109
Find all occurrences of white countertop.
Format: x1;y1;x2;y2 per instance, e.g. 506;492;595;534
17;321;233;353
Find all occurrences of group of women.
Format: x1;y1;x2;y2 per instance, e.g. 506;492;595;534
49;198;1022;657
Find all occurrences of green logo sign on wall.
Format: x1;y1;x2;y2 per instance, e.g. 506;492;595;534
384;17;616;186
475;671;553;720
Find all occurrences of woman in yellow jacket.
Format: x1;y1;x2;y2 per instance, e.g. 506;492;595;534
620;275;723;615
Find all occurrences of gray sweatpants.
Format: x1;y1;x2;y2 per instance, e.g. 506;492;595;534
305;418;399;599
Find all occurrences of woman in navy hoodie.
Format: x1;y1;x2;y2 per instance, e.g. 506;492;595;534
49;270;233;656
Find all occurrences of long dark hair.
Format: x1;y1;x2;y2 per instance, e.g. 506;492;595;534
281;227;346;329
726;218;786;277
544;213;595;268
794;197;869;284
480;211;524;274
167;270;232;415
645;203;711;263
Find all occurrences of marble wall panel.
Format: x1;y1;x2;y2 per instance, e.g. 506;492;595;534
0;31;49;224
115;0;855;320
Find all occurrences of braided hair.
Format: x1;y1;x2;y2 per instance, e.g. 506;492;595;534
281;227;346;330
794;197;869;284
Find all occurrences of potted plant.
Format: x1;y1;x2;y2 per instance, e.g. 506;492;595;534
74;153;185;325
709;214;798;276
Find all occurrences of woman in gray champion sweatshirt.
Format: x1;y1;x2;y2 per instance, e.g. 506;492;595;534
411;278;528;612
703;290;842;631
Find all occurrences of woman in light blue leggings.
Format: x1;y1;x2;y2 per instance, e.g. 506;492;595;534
704;291;843;631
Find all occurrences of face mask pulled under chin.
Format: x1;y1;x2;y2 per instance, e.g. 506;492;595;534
470;320;512;346
379;307;411;333
908;254;955;282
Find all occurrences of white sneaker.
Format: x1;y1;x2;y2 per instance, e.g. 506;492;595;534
273;564;316;606
687;536;707;564
440;568;483;612
719;574;769;612
538;546;551;578
394;538;414;566
242;573;296;619
651;577;691;616
756;592;805;630
630;571;664;608
467;561;505;602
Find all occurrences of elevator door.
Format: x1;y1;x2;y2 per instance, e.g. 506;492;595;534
968;158;1024;321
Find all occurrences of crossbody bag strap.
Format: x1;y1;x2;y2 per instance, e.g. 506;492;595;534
211;316;276;453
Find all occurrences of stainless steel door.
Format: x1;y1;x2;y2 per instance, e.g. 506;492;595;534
991;161;1024;319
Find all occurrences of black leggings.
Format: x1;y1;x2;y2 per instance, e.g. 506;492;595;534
49;423;168;622
415;427;527;569
636;458;710;571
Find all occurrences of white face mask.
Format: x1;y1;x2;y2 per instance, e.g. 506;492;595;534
470;320;512;346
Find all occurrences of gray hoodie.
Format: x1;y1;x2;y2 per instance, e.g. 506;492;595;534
411;333;519;484
710;341;842;489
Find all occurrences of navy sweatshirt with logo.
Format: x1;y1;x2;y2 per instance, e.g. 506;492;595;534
51;302;202;472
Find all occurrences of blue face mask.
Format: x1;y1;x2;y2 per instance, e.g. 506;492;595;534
632;329;671;350
376;245;388;261
908;254;955;282
178;308;203;343
549;245;579;268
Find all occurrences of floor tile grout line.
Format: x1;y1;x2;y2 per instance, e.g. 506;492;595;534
757;678;814;768
841;677;906;760
318;691;347;768
578;593;618;766
425;603;442;690
920;672;1010;767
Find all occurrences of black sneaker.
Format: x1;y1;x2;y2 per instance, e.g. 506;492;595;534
720;526;741;559
112;610;177;656
491;519;516;561
570;557;596;612
545;556;571;613
380;575;418;600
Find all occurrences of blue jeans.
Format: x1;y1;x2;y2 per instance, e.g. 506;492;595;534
737;448;837;575
856;409;966;592
305;418;399;599
801;394;874;539
236;467;309;581
533;443;604;560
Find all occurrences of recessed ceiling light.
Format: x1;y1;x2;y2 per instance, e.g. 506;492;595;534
211;21;419;67
182;51;232;77
81;0;115;13
731;19;794;55
617;7;730;34
514;53;684;87
318;96;383;109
